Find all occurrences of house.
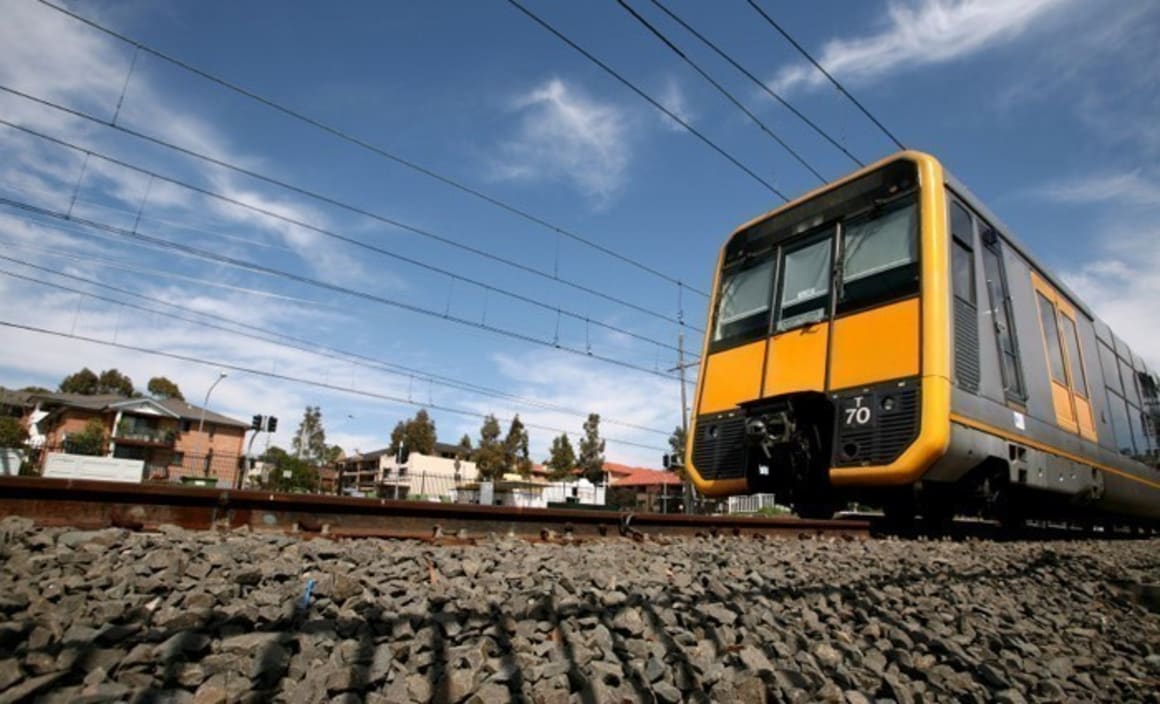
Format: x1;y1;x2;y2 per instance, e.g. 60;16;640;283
334;442;479;499
610;467;686;513
9;390;249;486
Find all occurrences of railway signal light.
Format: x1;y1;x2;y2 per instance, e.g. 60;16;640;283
251;415;263;430
267;417;278;433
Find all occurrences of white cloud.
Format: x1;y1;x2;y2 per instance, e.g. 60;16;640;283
1061;225;1160;369
455;348;679;467
770;0;1076;94
491;78;631;208
656;76;694;132
1034;171;1160;209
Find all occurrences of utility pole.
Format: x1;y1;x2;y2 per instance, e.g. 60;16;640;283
669;326;698;515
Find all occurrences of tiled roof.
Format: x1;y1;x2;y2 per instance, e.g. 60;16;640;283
25;391;247;428
612;468;684;488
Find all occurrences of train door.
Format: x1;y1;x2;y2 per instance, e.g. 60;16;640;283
1031;273;1097;441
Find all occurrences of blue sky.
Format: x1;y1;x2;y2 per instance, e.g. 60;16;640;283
0;0;1156;466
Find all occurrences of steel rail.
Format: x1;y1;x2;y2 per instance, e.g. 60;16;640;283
0;477;869;542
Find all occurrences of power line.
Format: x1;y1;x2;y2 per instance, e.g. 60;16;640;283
616;0;826;183
33;0;706;298
0;118;702;348
646;0;864;167
0;236;329;307
0;194;682;381
0;84;690;330
744;0;906;151
504;0;790;202
0;319;669;452
0;258;670;436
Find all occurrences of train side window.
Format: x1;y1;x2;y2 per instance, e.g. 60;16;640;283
952;239;975;304
1059;315;1088;398
1098;342;1122;395
1108;391;1136;455
1119;355;1143;408
950;201;973;243
979;232;1025;400
1035;292;1068;385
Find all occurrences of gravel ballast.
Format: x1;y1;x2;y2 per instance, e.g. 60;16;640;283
0;515;1157;703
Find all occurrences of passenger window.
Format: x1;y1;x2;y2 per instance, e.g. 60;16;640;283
980;235;1025;400
952;239;975;304
776;238;832;332
1059;315;1088;398
1036;293;1067;385
1109;393;1136;455
950;202;973;243
1098;342;1122;395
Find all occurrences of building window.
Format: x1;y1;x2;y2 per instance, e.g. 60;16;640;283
170;452;185;466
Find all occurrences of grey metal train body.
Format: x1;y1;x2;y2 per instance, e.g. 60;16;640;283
926;172;1160;524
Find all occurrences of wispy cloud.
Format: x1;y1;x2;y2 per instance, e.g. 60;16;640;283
1034;171;1160;209
1061;221;1160;369
491;78;631;209
450;348;680;467
656;76;694;132
769;0;1077;94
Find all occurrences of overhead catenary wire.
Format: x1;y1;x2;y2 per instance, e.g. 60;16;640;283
0;85;690;331
33;0;706;298
504;0;790;202
0;259;671;436
744;0;906;152
616;0;826;183
0;194;683;382
645;0;864;167
0;118;702;348
0;319;669;452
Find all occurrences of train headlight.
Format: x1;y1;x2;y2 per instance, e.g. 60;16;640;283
881;396;896;412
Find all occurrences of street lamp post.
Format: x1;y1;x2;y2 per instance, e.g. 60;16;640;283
197;372;228;477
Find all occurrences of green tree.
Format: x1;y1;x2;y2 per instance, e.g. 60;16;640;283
97;369;135;397
59;368;99;395
147;376;184;401
20;386;50;394
324;444;345;465
387;420;406;457
668;425;689;479
473;414;506;481
453;434;473;480
65;418;108;456
404;409;437;456
577;413;606;485
387;410;438;460
291;406;327;462
262;445;318;492
544;432;576;481
503;415;532;477
0;417;28;448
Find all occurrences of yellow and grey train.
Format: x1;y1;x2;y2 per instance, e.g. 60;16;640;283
686;151;1160;527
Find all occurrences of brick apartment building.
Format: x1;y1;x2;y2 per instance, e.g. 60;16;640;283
1;388;248;485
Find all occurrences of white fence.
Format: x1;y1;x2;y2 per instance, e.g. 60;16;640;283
727;493;780;514
43;453;144;483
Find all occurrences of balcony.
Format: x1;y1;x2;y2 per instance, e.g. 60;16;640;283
113;427;177;448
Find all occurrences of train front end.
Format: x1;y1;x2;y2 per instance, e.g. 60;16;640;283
686;152;951;511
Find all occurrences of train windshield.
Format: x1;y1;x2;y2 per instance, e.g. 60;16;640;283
711;159;918;351
838;198;919;313
712;257;774;342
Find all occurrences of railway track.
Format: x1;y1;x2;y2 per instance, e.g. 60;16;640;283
0;477;870;543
